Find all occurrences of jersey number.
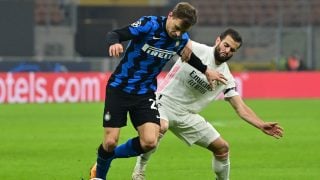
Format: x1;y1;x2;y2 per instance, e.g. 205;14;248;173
149;98;157;110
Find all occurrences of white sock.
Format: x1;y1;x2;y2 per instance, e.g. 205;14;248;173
133;133;163;172
212;156;230;180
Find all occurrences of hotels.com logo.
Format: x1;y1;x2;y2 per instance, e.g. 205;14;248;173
0;73;103;104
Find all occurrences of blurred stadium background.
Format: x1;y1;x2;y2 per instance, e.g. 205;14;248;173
1;0;320;104
1;0;320;72
0;0;320;103
1;1;320;179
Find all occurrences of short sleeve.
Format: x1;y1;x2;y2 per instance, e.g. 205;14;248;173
224;78;239;98
176;33;190;54
128;16;154;36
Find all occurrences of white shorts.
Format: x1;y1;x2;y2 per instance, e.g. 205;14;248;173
157;95;220;148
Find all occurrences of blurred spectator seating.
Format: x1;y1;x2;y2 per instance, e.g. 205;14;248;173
189;0;320;26
35;0;65;25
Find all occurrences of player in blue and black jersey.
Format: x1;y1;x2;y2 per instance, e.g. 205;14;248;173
90;2;227;179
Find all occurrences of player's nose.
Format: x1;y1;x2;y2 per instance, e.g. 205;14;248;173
225;47;231;53
175;31;182;37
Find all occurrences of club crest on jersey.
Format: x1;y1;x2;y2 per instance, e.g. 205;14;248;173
104;112;111;121
142;43;176;60
175;41;180;47
131;20;142;27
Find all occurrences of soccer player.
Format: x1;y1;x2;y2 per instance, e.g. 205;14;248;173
131;28;284;180
90;2;227;180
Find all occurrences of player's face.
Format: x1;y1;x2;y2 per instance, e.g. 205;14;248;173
214;35;240;64
166;13;190;39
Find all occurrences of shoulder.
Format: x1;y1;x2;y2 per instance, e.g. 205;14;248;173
129;16;162;33
181;33;190;40
190;40;211;51
190;40;212;58
221;63;233;76
221;63;237;85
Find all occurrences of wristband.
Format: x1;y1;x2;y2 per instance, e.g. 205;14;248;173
188;53;207;74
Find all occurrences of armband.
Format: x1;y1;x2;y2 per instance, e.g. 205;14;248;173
224;87;236;94
188;53;207;74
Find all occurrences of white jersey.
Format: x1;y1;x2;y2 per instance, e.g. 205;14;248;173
157;41;238;113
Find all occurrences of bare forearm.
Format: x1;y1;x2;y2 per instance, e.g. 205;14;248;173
236;104;265;130
229;96;284;138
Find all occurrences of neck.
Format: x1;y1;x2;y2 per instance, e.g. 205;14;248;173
214;50;222;65
215;60;222;65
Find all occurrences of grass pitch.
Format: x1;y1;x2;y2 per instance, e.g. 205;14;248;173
0;99;319;180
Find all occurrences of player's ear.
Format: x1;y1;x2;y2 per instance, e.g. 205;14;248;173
215;37;221;46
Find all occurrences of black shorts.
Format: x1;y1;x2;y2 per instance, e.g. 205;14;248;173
103;86;160;128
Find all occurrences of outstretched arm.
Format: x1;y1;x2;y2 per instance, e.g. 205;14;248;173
226;95;284;139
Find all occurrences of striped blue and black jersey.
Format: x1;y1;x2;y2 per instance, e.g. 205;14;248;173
108;16;189;94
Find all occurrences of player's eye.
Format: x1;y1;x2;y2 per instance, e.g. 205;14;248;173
224;43;236;52
174;25;181;31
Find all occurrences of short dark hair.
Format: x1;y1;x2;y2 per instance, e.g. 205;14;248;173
171;2;197;29
220;28;243;48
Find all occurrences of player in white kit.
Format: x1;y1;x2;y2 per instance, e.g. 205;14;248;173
132;28;284;180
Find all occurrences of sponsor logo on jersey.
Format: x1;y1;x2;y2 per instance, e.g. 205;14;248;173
175;41;180;47
188;70;213;94
142;44;176;60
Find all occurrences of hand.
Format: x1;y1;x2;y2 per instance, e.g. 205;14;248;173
205;68;227;88
108;43;123;57
260;122;284;139
180;46;192;62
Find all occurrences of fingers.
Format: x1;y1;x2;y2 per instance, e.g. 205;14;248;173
217;74;227;85
209;81;215;89
210;79;227;88
275;124;284;131
273;128;284;138
269;122;284;132
265;123;284;139
272;133;282;139
181;47;192;62
205;69;228;88
220;74;228;82
210;73;227;85
108;44;123;57
265;129;282;139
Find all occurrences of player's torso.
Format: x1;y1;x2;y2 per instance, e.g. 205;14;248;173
110;16;188;94
158;45;231;113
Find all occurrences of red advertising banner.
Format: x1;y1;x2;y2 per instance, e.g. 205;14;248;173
0;72;109;104
233;72;320;99
0;72;319;104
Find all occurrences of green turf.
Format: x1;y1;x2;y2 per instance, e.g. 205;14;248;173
0;99;319;179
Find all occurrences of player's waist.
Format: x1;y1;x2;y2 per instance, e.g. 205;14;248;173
108;82;156;95
157;94;192;115
157;93;204;114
